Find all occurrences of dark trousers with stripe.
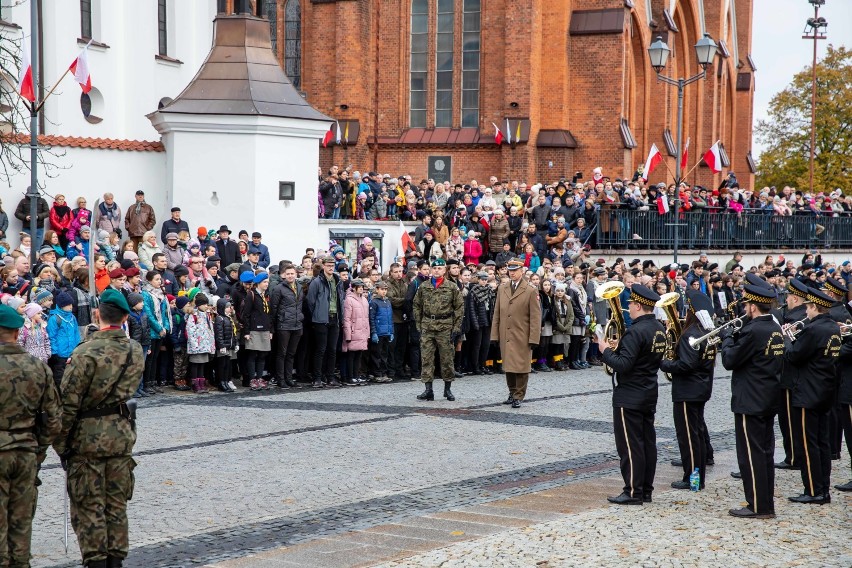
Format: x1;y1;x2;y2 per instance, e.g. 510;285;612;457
777;389;796;466
791;406;831;497
841;404;852;477
613;407;657;499
735;413;775;515
673;401;706;486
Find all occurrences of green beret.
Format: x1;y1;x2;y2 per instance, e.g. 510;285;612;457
0;305;24;329
431;258;446;267
99;288;131;314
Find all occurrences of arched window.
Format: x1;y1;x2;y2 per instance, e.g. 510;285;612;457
284;0;301;90
410;0;428;127
266;0;278;57
461;0;480;127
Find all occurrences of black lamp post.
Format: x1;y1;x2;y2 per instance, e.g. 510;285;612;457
648;33;717;263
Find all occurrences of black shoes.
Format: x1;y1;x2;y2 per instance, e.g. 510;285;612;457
511;399;521;408
671;459;683;467
327;379;342;387
107;556;124;568
774;461;795;469
607;492;643;505
502;396;514;405
453;370;464;379
417;383;435;401
342;378;360;386
670;481;690;490
285;378;299;388
788;493;830;505
728;507;775;519
311;381;324;389
443;381;455;401
643;494;652;503
731;471;742;479
834;480;852;492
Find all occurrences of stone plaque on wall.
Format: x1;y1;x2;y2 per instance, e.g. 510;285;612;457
428;156;452;184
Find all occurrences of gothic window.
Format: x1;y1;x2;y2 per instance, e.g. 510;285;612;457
266;0;278;57
410;0;428;127
284;0;301;89
461;0;480;128
435;0;454;127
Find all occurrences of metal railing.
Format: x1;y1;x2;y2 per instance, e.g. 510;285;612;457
593;209;852;249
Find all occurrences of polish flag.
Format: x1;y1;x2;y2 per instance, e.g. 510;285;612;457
398;220;416;258
657;194;670;215
642;144;663;181
680;138;690;171
703;141;722;173
321;123;334;147
491;122;504;145
17;40;34;102
69;43;92;93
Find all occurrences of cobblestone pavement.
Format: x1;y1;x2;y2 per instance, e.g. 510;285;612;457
28;365;849;567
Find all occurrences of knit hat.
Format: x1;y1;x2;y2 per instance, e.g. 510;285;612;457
194;293;209;307
123;251;138;261
23;303;42;318
173;265;189;277
186;288;201;301
34;288;53;304
197;226;207;236
127;293;144;308
97;229;110;241
79;225;91;234
176;296;190;310
5;296;25;312
55;291;73;308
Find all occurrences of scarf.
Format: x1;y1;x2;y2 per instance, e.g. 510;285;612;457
99;201;119;222
143;281;169;328
470;283;493;310
54;204;71;218
431;277;444;289
134;200;145;216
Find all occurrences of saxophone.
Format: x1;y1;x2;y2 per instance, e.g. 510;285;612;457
595;281;626;377
656;292;683;381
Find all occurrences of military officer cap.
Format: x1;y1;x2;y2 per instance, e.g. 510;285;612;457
629;284;661;307
0;304;24;329
742;284;777;305
99;288;131;314
823;277;847;298
787;278;810;300
745;272;771;289
686;289;713;314
506;259;524;271
431;258;446;267
806;288;835;308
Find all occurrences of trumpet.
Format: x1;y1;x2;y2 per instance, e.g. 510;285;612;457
781;318;807;341
688;316;746;350
839;323;852;337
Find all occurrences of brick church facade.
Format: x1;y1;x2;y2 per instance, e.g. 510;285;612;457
243;0;756;188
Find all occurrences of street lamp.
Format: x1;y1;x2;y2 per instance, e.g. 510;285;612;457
647;33;717;263
803;0;828;194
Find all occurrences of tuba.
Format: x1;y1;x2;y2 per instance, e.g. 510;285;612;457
656;292;683;381
595;281;626;377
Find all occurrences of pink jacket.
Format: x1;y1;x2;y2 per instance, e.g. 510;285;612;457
342;289;370;352
67;210;92;245
463;238;482;266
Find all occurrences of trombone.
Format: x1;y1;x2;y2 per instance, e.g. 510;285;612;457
688;316;746;350
781;318;807;342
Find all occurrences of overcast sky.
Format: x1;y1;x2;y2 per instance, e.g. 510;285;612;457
752;0;851;157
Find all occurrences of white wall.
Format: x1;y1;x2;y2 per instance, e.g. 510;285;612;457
3;0;215;141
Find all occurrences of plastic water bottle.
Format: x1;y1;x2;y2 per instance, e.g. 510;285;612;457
689;468;701;492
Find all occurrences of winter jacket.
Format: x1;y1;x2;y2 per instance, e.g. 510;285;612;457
248;242;271;268
186;310;216;355
306;273;345;324
519;253;541;274
163;244;188;271
342;289;370;351
96;201;122;234
488;217;511;251
369;296;394;337
65;238;92;260
127;309;151;347
137;242;163;271
494;251;517;267
46;308;80;358
159;218;190;243
466;283;494;330
124;201;156;238
14;196;49;228
49;204;73;234
170;310;187;349
269;281;304;331
0;210;8;238
239;289;271;333
463;238;482;266
214;300;238;353
142;289;171;339
66;210;92;245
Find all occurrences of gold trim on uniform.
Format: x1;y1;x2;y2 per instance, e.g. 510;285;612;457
743;290;773;304
786;283;808;299
629;292;656;307
807;292;833;308
823;281;844;297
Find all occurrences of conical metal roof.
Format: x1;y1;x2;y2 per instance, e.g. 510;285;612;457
158;14;330;122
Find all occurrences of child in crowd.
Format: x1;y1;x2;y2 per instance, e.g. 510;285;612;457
551;282;574;371
463;231;483;266
171;296;190;391
213;298;238;392
46;291;81;390
341;279;369;386
368;281;393;382
18;303;51;362
97;230;116;262
185;291;215;393
126;293;152;398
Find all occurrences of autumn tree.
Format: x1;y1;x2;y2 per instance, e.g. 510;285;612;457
755;45;851;193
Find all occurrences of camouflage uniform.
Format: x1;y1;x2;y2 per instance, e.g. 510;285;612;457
413;278;464;382
0;343;62;568
53;329;144;567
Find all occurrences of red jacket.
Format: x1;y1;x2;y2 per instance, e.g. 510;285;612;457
50;204;73;233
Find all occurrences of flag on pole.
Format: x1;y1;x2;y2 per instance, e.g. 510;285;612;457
321;123;334;147
657;194;670;214
491;122;504;145
335;121;342;145
703;141;722;173
515;120;521;143
69;42;92;93
343;121;349;143
17;39;34;102
680;137;690;171
641;144;663;181
398;220;416;259
505;118;512;145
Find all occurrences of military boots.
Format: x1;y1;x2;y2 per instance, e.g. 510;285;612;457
416;382;434;401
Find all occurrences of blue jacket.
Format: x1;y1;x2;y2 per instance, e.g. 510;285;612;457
170;311;187;348
306;273;345;324
369;296;394;337
518;253;541;274
65;238;91;260
248;242;270;268
46;308;81;358
142;291;171;339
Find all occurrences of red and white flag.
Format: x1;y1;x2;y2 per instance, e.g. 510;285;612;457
69;43;92;93
680;137;690;171
17;40;34;102
642;144;663;181
657;194;670;215
491;122;504;145
321;123;334;147
398;220;416;258
703;141;722;173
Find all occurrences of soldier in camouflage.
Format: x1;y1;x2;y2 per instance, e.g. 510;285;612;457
53;289;145;568
0;304;62;568
413;259;464;401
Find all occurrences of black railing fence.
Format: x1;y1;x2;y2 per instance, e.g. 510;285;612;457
594;210;852;249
